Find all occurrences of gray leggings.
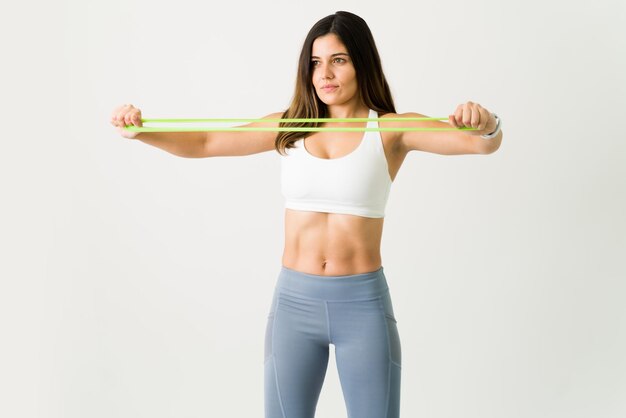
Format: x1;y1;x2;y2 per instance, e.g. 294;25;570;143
264;265;402;418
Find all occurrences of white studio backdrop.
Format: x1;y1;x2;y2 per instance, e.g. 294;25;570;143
1;0;625;417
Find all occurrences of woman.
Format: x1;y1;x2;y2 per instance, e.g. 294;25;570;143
110;10;503;418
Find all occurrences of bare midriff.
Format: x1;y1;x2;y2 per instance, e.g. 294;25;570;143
280;123;407;277
282;209;385;276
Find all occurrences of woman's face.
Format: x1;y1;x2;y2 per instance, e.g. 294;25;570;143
310;33;359;107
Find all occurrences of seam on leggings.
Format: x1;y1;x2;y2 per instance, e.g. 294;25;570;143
271;299;287;418
377;297;394;365
271;356;287;418
324;301;332;344
387;355;392;417
378;296;392;417
277;289;384;303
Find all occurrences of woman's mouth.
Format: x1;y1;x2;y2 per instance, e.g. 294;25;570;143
321;85;338;92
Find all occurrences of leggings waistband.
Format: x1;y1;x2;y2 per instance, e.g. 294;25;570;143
276;266;389;301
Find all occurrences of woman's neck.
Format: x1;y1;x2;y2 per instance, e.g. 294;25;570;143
326;102;370;119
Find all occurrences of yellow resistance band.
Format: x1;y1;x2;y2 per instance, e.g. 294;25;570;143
123;117;476;133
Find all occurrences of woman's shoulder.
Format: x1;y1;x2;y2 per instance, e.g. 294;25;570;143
378;111;427;118
258;110;286;121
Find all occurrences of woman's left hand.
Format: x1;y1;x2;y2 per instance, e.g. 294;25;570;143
448;101;497;136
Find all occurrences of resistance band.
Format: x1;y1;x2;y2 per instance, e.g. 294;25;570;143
123;117;477;133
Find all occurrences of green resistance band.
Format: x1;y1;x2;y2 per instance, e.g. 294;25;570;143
124;116;477;133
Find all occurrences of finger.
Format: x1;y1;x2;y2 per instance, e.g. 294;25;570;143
455;104;464;126
127;109;138;126
462;103;472;127
124;112;132;127
475;104;489;130
113;104;130;118
114;111;124;126
449;115;458;128
113;105;131;125
470;103;481;128
478;106;490;130
124;109;137;126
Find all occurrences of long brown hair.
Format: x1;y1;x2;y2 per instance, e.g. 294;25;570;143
275;11;396;155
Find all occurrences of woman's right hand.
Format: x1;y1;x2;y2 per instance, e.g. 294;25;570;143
110;104;143;139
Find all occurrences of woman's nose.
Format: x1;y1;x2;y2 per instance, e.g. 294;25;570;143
320;63;334;80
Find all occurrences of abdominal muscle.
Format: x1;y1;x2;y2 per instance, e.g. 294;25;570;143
282;208;385;276
280;126;407;276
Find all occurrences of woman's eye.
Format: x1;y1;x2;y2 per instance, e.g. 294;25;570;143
311;58;346;66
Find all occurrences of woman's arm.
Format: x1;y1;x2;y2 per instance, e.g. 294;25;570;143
203;112;283;157
113;104;283;158
134;131;209;158
133;111;283;158
112;104;210;158
385;102;503;155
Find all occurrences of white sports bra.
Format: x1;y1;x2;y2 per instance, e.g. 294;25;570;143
280;109;393;218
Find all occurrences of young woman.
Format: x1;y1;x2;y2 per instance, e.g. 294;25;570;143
111;10;503;418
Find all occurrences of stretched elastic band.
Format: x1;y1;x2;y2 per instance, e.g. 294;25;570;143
141;117;448;123
123;116;477;133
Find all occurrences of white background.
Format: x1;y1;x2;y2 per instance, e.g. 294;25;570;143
1;0;625;417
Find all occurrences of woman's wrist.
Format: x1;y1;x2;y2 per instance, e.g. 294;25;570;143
480;113;501;139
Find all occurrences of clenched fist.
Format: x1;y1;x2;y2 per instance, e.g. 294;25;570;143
448;101;497;136
110;104;143;139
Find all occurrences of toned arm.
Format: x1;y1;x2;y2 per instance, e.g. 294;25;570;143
134;131;208;158
203;111;284;157
381;112;503;155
